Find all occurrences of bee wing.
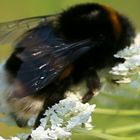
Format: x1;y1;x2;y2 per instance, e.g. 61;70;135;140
1;17;92;97
15;24;92;97
0;16;51;45
16;40;91;97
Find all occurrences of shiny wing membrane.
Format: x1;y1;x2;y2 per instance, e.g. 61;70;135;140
16;23;92;95
0;15;51;45
0;15;92;96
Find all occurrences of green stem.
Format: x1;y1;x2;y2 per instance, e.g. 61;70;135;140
95;108;140;116
102;123;140;134
74;130;137;140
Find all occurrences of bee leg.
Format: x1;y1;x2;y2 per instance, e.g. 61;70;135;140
82;69;101;103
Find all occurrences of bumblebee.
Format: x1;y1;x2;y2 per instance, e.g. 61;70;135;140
0;3;135;127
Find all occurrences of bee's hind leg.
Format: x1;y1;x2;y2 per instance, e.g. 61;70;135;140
82;69;101;103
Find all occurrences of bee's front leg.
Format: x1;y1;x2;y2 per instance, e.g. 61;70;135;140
82;69;101;103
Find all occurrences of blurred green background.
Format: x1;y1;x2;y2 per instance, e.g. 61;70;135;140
0;0;140;140
0;0;139;31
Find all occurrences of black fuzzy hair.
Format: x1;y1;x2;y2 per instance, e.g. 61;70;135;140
58;3;113;40
118;15;135;49
58;3;135;50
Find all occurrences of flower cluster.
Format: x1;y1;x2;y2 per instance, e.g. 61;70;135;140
0;137;20;140
0;95;95;140
30;95;96;140
110;34;140;83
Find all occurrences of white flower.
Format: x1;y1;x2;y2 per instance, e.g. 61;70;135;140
0;136;20;140
127;55;140;67
110;64;129;76
28;116;36;127
134;33;140;46
17;133;29;140
84;117;94;130
30;95;96;140
10;137;20;140
40;117;47;128
31;126;54;140
0;136;6;140
50;112;63;128
48;127;71;139
110;33;140;83
115;77;131;84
